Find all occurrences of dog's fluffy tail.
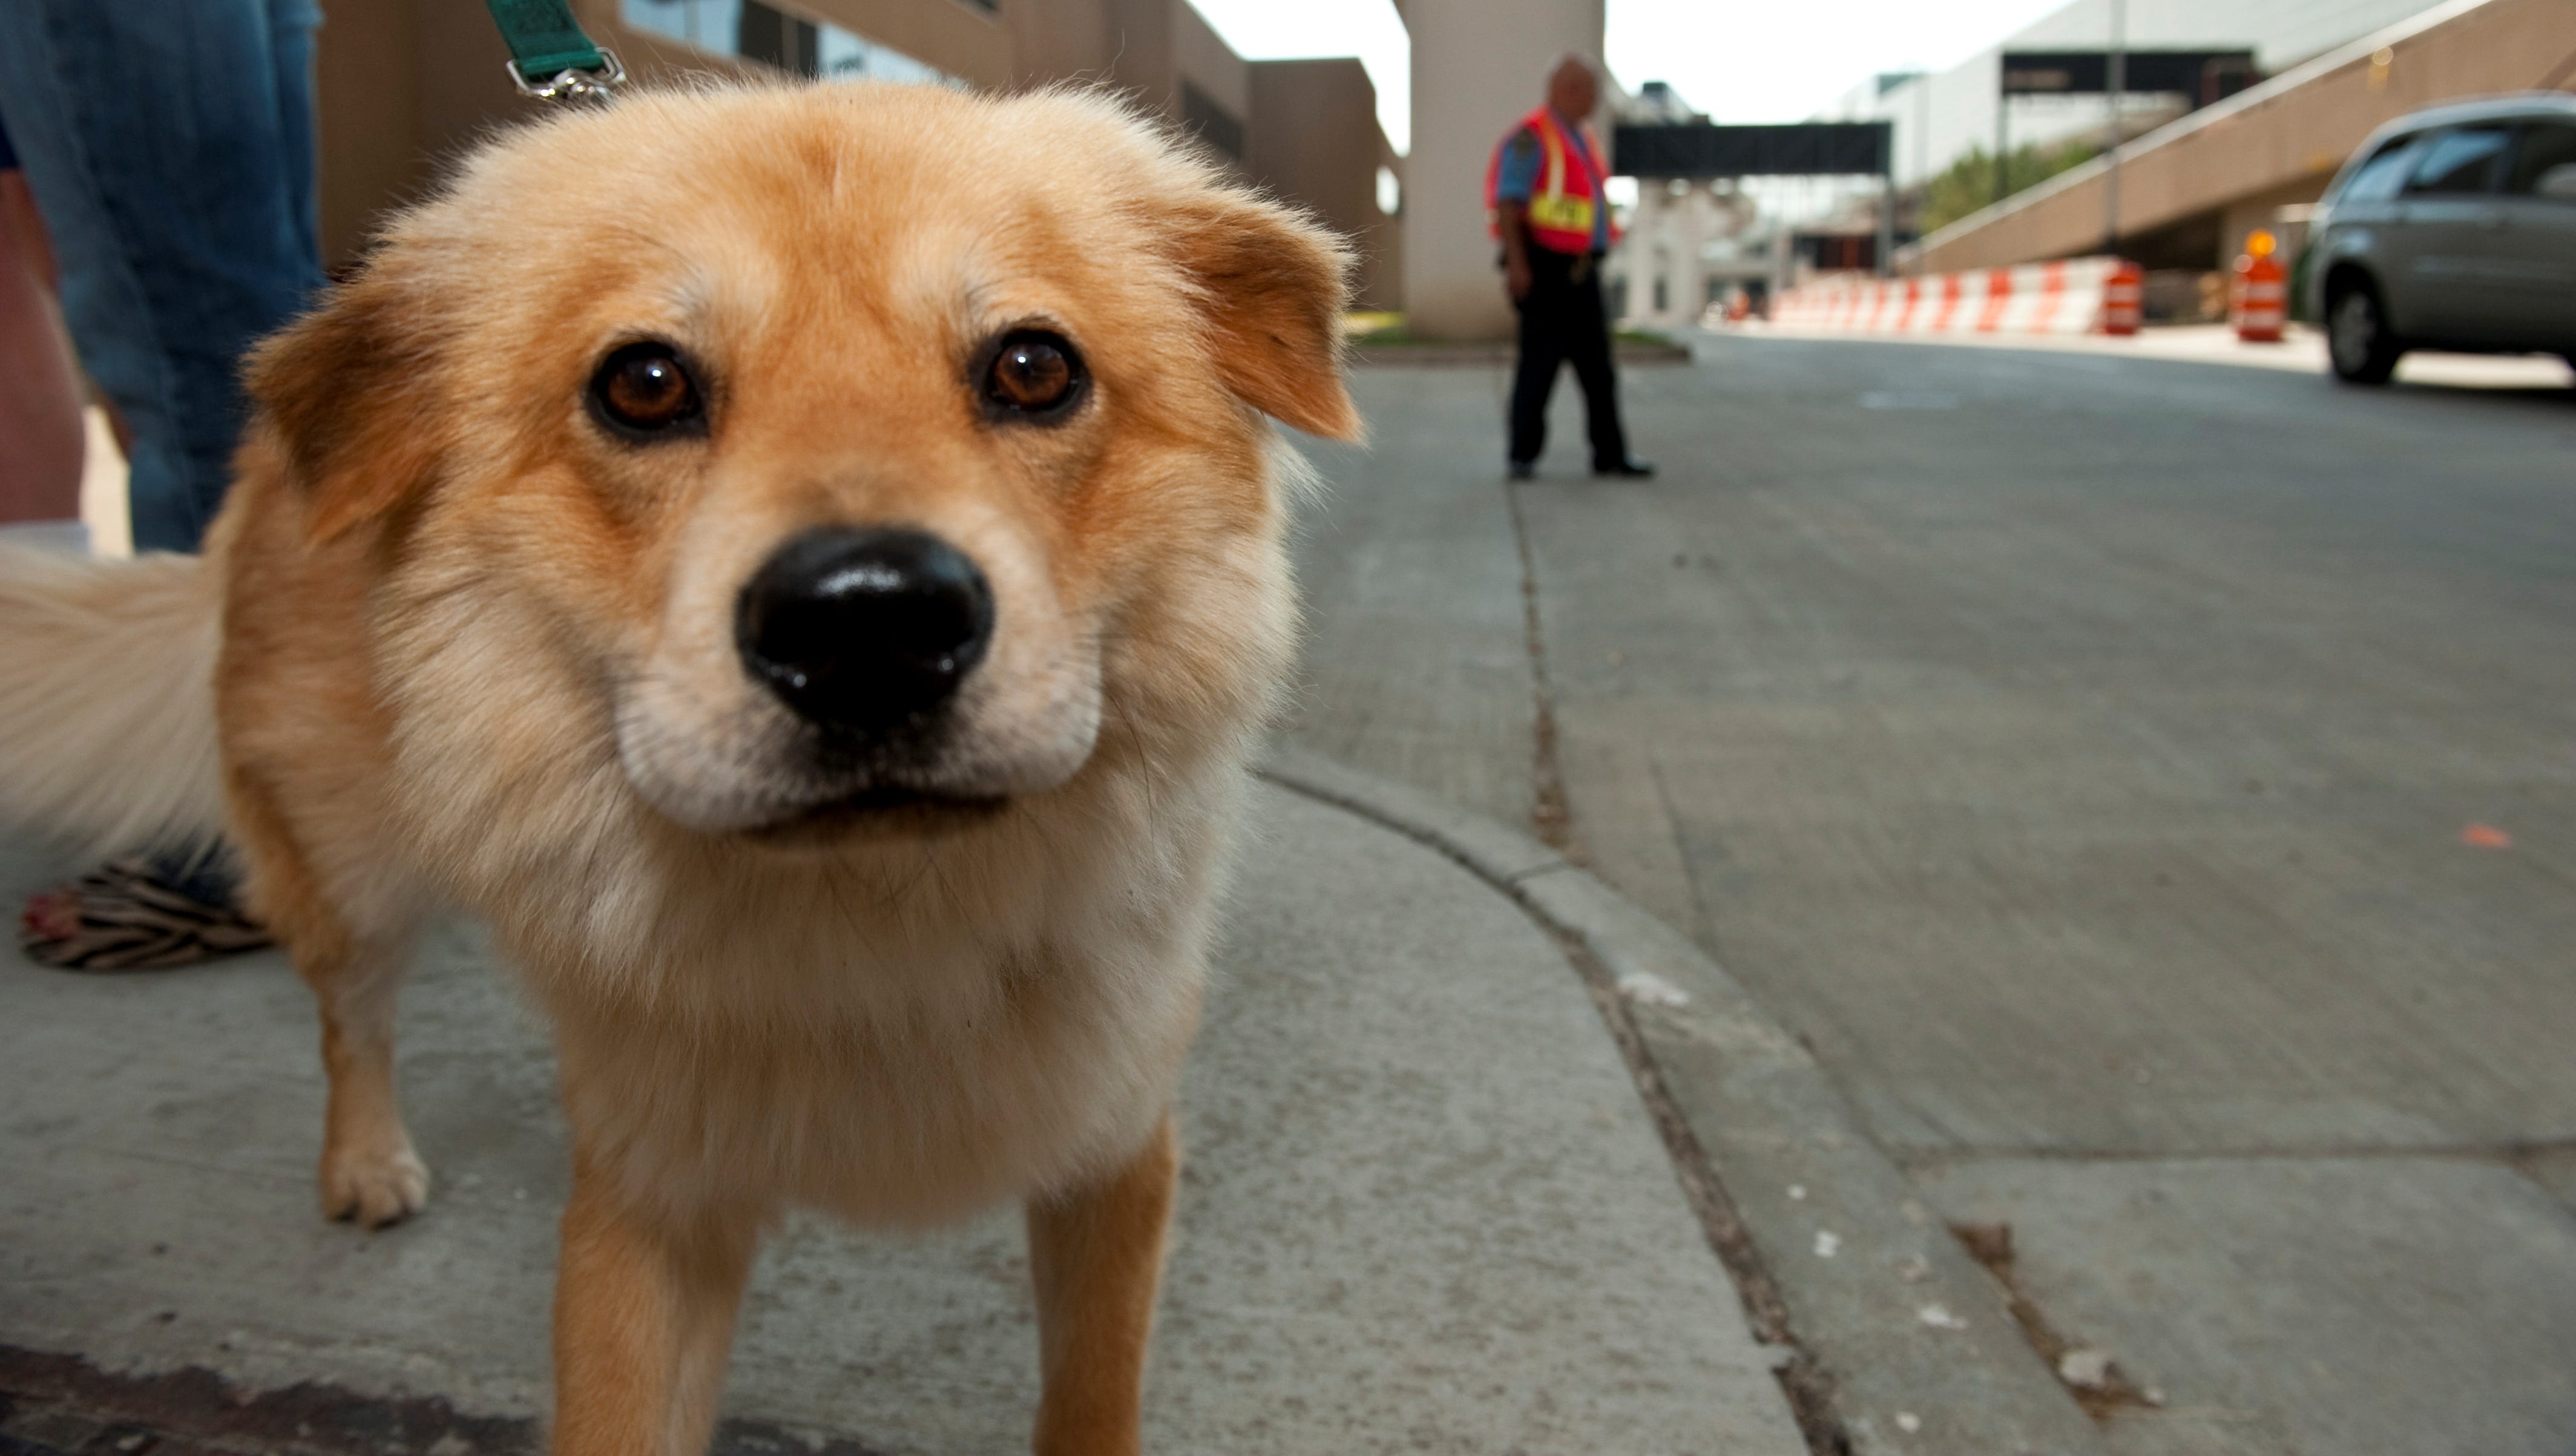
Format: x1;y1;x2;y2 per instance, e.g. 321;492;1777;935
0;544;226;856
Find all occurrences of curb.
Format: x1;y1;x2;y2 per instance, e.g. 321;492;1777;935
1260;745;2108;1456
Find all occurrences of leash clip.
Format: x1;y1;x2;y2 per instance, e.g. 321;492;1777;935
508;48;625;103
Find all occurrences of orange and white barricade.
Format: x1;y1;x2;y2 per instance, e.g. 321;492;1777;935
2102;261;2143;336
2230;232;2285;343
1768;257;2140;338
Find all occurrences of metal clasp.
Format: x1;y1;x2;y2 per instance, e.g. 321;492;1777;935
507;48;625;103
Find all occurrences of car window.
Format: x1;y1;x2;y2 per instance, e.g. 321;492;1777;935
2506;120;2576;200
2336;134;2423;204
2405;125;2512;195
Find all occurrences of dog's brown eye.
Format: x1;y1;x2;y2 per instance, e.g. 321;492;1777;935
981;331;1085;419
590;343;703;436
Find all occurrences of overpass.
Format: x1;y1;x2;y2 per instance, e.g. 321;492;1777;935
1904;0;2576;275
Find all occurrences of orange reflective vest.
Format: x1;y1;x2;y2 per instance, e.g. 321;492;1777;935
1487;105;1616;255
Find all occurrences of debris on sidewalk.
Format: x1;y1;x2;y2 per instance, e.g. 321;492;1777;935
1614;969;1692;1007
2460;823;2512;850
2057;1346;2116;1391
1813;1230;1841;1258
1916;1303;1968;1330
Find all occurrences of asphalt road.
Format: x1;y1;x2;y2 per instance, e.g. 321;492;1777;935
1289;336;2576;1456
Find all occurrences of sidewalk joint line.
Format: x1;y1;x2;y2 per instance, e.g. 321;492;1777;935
1503;478;1580;863
1896;1137;2576;1168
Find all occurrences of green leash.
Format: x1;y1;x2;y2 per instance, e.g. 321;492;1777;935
484;0;624;101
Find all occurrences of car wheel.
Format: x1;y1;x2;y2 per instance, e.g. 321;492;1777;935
2327;285;2401;385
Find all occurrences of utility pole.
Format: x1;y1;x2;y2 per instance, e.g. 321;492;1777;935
1878;120;1896;278
1993;61;2009;209
2104;0;2126;254
1916;70;1930;190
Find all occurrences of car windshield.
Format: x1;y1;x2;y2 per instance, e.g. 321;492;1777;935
2405;125;2512;195
2336;134;2423;204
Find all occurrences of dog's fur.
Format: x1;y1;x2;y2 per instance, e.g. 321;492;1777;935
0;83;1358;1455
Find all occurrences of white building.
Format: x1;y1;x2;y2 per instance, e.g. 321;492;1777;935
1819;0;2448;192
1601;84;1780;332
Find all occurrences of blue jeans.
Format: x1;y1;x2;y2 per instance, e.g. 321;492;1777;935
0;0;324;554
2;1;320;911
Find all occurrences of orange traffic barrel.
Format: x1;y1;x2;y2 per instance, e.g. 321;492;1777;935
2233;231;2286;343
2102;260;2143;336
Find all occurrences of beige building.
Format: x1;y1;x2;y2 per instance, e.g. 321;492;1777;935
314;0;1399;306
1248;59;1405;310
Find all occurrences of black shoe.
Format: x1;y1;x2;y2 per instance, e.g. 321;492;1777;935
1506;460;1537;480
1593;459;1656;478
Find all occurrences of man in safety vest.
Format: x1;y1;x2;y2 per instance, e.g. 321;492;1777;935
1490;53;1652;480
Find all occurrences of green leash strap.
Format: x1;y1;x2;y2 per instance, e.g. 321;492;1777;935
484;0;623;100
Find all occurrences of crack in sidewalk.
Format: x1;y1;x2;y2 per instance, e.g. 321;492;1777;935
1540;910;1856;1456
1503;479;1579;862
1948;1222;2162;1423
1269;764;1855;1455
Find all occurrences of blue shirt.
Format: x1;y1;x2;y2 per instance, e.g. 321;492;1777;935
1494;119;1611;252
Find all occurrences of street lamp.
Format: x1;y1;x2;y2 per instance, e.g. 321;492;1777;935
2104;0;2125;255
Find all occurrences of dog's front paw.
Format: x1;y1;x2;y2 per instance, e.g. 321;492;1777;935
321;1143;431;1228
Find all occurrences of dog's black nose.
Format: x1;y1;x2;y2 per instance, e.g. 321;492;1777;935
736;527;995;734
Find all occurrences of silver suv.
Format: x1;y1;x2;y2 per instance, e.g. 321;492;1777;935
2307;94;2576;384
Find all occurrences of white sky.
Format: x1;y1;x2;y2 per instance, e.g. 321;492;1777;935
1189;1;1418;148
1191;0;2078;152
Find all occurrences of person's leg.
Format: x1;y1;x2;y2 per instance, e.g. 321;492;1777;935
266;0;326;278
0;154;87;527
1;0;322;967
1507;254;1573;468
0;0;324;554
0;13;184;549
1565;265;1634;472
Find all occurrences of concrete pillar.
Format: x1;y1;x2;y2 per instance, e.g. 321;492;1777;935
1399;0;1607;340
1622;181;1663;327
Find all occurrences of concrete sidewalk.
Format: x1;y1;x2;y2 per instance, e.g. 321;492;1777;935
0;775;1808;1455
1284;349;2576;1456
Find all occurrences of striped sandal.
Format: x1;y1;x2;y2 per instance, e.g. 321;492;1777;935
18;858;275;971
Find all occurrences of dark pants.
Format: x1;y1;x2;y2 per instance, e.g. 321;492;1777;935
1508;248;1629;471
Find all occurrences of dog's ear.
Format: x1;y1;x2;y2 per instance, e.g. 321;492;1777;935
246;265;450;545
1165;190;1364;442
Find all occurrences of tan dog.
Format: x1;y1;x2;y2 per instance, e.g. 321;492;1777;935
0;82;1357;1455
